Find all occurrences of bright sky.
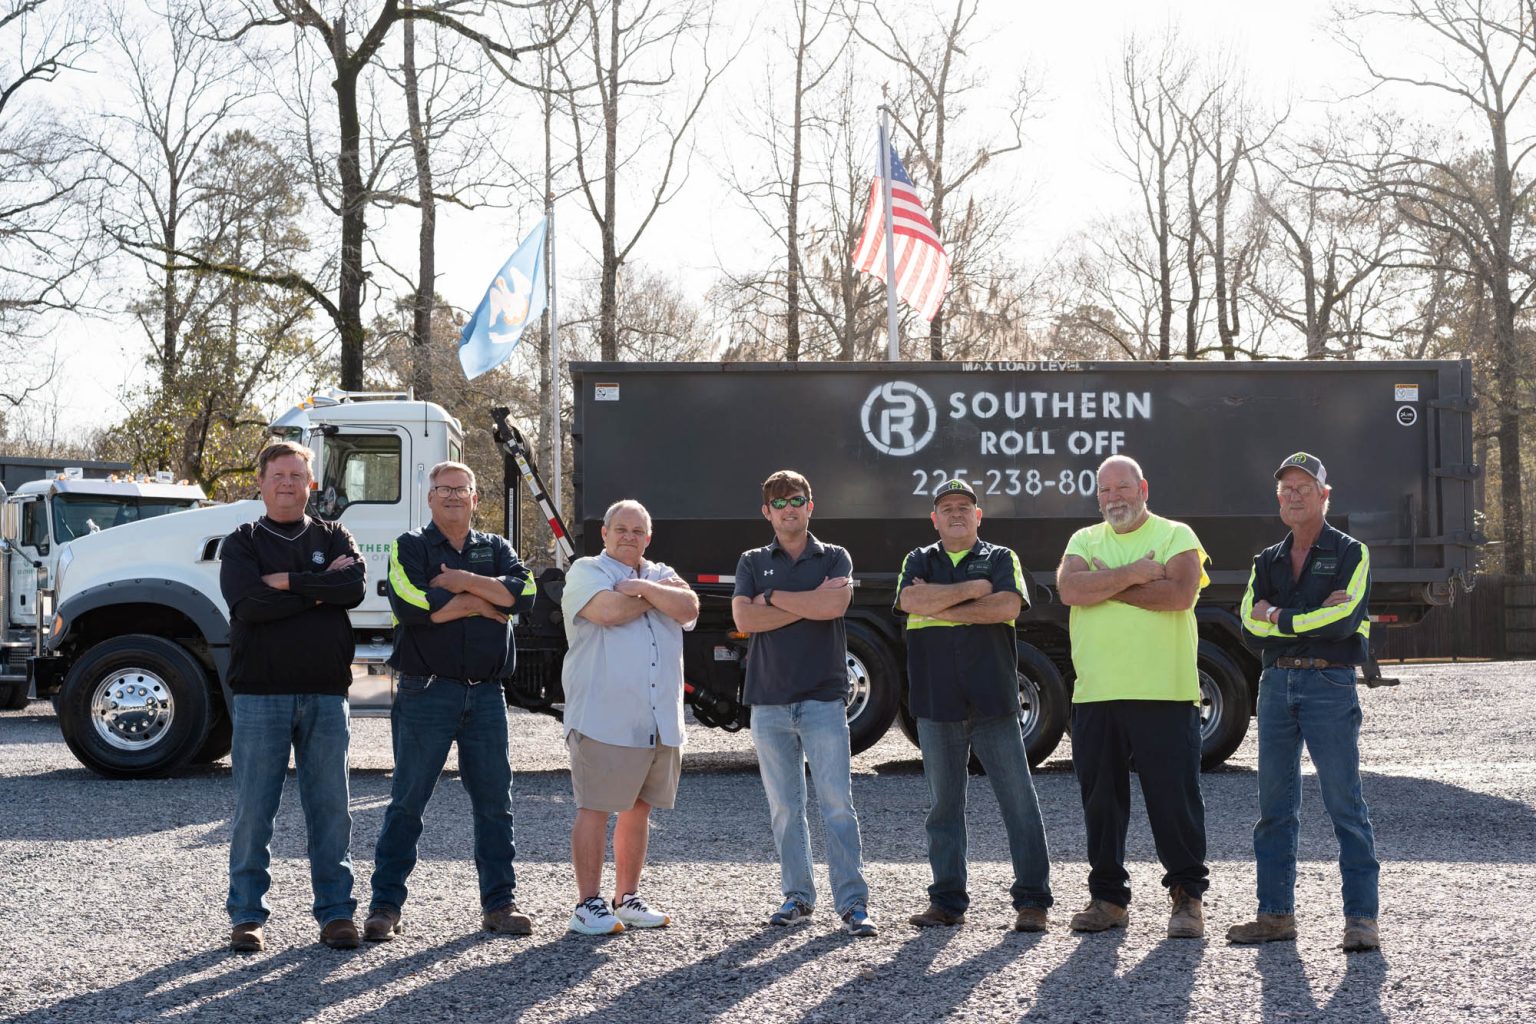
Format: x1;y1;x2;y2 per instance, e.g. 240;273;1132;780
18;0;1349;441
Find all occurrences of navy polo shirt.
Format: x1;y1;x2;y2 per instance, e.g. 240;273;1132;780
387;521;536;680
1240;522;1371;668
895;538;1028;722
733;533;851;706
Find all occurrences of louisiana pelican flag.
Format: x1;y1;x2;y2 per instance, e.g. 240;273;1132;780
458;217;548;379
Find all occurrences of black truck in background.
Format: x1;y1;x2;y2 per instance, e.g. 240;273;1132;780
505;360;1481;770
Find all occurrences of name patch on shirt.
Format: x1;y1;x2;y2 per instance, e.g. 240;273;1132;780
965;560;991;578
467;544;495;572
1311;556;1339;576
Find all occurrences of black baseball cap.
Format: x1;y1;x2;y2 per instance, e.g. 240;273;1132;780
1274;452;1327;487
932;479;978;506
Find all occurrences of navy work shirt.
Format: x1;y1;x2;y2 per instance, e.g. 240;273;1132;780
387;521;536;680
895;538;1028;721
1240;521;1371;668
733;533;851;706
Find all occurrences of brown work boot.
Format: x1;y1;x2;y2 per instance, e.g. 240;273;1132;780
483;901;534;935
1069;899;1129;933
908;903;965;928
1226;913;1298;944
320;918;360;949
1342;917;1380;952
1167;886;1205;939
364;906;403;942
229;922;264;953
1013;907;1049;933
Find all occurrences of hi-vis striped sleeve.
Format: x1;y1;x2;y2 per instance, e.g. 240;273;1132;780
893;551;914;615
389;539;431;610
1287;546;1371;637
1009;550;1028;608
521;574;537;597
1239;561;1281;637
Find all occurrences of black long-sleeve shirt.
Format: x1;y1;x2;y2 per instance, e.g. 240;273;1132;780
219;516;366;695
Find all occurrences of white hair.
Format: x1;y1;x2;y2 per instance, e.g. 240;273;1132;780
1096;454;1144;483
603;498;651;532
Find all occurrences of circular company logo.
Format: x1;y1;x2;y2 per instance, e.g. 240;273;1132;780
861;381;936;456
1396;405;1418;427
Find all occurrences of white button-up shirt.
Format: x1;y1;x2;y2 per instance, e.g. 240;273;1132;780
560;550;694;748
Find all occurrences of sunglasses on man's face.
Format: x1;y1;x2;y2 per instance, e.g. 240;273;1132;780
768;495;809;510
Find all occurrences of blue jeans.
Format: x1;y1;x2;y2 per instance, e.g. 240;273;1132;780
227;693;355;926
1254;666;1380;919
750;698;870;916
917;713;1054;913
370;676;518;914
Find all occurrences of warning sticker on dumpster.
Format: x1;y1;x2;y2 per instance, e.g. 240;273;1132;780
595;383;620;402
1395;384;1419;402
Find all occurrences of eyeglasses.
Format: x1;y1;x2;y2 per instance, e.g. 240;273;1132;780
431;485;475;498
768;495;809;509
1278;484;1317;498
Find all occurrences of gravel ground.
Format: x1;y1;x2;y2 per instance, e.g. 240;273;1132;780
2;661;1534;1024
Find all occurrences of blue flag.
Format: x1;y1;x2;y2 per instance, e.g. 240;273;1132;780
458;217;548;379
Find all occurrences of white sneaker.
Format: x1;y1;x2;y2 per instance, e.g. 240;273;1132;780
568;896;624;935
613;892;671;929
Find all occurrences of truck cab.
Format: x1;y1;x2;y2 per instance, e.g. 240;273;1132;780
31;388;461;776
0;473;207;709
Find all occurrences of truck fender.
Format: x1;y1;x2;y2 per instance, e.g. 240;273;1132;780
50;579;231;653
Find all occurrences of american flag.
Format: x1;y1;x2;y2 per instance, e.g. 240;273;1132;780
852;142;950;322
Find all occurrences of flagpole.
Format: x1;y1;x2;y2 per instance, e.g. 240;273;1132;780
546;192;565;569
878;106;900;362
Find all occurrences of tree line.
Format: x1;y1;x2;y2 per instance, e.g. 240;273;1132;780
0;0;1530;572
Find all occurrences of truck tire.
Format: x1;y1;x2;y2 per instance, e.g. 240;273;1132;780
845;621;900;756
1017;642;1069;768
192;702;234;764
0;681;28;710
1198;640;1249;770
57;635;213;778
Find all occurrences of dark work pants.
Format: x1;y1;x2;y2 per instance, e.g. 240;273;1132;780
1072;700;1208;907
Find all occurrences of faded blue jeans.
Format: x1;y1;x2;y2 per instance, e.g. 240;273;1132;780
917;713;1054;913
750;698;870;916
370;676;519;914
227;693;355;927
1254;666;1380;919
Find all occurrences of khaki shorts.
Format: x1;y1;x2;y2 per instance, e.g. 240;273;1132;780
566;730;682;813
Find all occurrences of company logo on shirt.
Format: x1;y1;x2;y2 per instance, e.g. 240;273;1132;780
312;551;325;564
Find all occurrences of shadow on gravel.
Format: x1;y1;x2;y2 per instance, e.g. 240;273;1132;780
794;925;1041;1023
1254;942;1387;1024
1019;929;1125;1020
0;932;583;1024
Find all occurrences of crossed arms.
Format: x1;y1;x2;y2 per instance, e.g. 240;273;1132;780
896;576;1021;625
731;577;853;634
579;575;700;627
1056;548;1203;611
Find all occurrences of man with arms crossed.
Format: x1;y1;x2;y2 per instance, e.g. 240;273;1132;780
1230;452;1380;952
897;479;1054;931
560;499;700;935
732;470;876;937
220;440;366;952
365;461;538;940
1056;455;1210;939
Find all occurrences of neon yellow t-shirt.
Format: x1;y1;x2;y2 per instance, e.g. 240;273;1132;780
1064;512;1209;703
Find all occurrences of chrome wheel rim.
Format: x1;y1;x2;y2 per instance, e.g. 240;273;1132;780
1197;668;1220;743
91;668;175;751
845;651;872;725
1017;671;1042;737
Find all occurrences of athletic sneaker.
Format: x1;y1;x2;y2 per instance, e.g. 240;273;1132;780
613;893;671;929
568;896;624;935
769;898;813;926
841;906;878;937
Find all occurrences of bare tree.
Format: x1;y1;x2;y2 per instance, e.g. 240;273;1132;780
196;1;567;389
557;0;726;361
0;0;97;407
1338;0;1535;571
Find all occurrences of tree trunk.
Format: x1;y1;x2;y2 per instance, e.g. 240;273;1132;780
598;0;620;361
332;16;366;391
403;16;435;401
784;0;806;362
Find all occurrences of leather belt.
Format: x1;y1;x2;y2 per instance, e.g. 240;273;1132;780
1274;657;1347;670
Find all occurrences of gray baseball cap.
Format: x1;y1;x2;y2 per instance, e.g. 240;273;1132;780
932;478;979;506
1274;451;1327;487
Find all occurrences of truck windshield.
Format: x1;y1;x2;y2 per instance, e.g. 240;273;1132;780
51;495;201;543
